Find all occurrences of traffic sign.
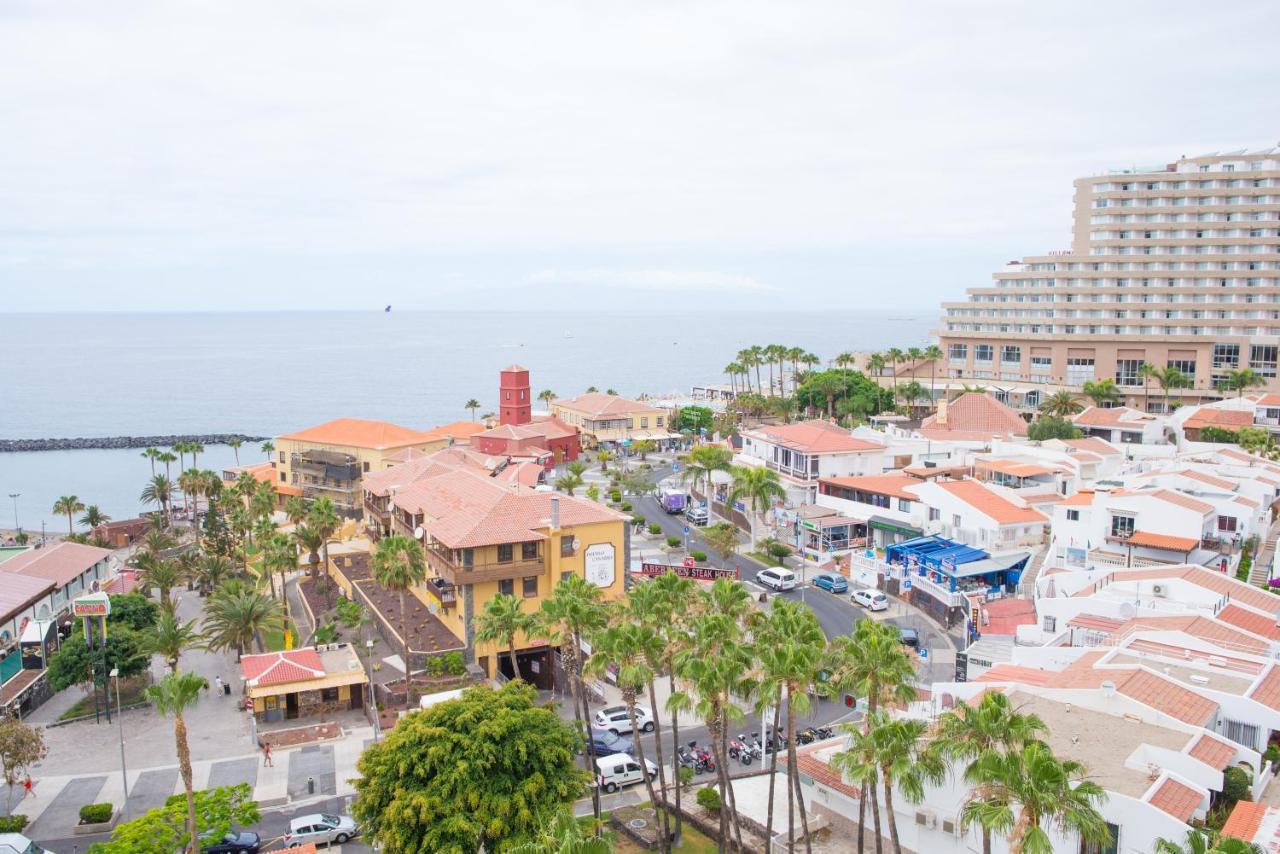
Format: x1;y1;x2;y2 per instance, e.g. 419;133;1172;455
683;526;690;535
903;578;912;591
919;647;929;661
672;462;681;473
683;556;696;569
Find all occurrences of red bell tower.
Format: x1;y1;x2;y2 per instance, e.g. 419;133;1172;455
499;364;532;426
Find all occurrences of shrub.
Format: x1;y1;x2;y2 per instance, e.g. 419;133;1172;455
425;656;444;677
442;651;466;676
666;535;682;548
648;523;662;535
79;803;113;824
620;502;632;512
767;541;792;560
0;815;28;833
696;786;721;812
690;551;707;562
631;515;645;528
610;490;622;503
1223;765;1252;806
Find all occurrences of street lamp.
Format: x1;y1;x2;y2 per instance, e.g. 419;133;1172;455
366;638;380;742
109;667;129;817
7;493;18;535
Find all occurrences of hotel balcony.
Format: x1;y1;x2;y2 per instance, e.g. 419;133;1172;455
424;542;546;585
765;460;818;481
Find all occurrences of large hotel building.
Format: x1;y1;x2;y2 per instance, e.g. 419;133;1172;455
938;147;1280;411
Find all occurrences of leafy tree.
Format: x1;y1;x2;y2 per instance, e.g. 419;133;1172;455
1081;378;1122;407
144;608;203;673
371;534;427;705
884;348;905;397
52;495;85;537
146;671;208;852
728;464;785;548
701;522;739;562
1154;366;1192;411
897;380;929;408
108;593;160;632
674;405;714;434
47;625;148;692
538;389;557;405
87;784;259;854
681;444;732;508
354;682;585;853
595;448;613;472
0;716;46;812
1237;426;1280;460
474;593;533;680
794;369;892;419
1027;416;1083;441
465;398;481;420
923;344;944;405
1199;426;1242;444
306;497;342;583
1039;390;1083;418
809;372;846;418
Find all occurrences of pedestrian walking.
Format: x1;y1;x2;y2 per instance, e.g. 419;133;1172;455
214;676;224;695
23;776;34;799
262;742;273;767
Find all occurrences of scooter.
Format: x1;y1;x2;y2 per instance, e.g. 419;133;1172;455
729;734;748;762
692;742;717;773
740;733;763;765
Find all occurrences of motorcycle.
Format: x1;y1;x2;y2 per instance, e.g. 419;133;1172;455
729;734;748;763
677;741;716;774
740;733;763;765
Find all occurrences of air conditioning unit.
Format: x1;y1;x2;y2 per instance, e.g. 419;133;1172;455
914;810;936;829
1152;583;1167;597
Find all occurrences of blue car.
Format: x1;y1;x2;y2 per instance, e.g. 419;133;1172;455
811;572;848;594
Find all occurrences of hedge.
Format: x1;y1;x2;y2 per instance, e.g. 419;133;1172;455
79;803;113;824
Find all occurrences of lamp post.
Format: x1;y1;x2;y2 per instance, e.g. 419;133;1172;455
110;667;129;817
7;493;18;534
366;638;380;742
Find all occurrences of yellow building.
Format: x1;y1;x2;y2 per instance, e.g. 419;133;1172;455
387;467;628;685
274;418;462;517
549;392;674;448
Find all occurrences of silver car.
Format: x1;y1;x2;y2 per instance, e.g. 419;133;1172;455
283;813;359;847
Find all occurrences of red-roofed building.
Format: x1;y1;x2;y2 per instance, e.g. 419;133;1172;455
476;367;581;466
740;420;886;505
550;390;670;449
1071;405;1162;444
917;392;1028;442
1220;801;1277;849
239;644;368;723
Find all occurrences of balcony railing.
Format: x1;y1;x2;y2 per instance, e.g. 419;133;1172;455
765;460;818;481
424;542;546;584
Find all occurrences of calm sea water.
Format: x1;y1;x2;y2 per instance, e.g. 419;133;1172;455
0;310;934;529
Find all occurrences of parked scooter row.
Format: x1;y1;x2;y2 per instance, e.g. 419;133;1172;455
676;740;716;774
796;725;835;745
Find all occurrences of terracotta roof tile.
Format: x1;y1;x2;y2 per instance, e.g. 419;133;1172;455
782;743;860;800
1235;495;1261;509
1;541;112;587
820;472;921;501
919;392;1027;437
1145;488;1215;515
1185;408;1256;431
746;420;886;454
1248;666;1280;712
1216;604;1280;642
1149;778;1202;823
1125;530;1200;552
1067;613;1127;633
278;418;441;450
1073;405;1153;428
1119;670;1216;726
1257;394;1280;408
1221;801;1271;843
0;572;55;618
974;664;1053;686
240;649;326;687
1057;490;1095;507
930;480;1048;525
1188;735;1237;771
1058;437;1123;456
554;392;663;418
975;459;1062;478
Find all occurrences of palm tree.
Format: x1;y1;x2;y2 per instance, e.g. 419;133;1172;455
262;533;297;617
307;497;341;582
473;593;531;680
923;344;944;407
158;450;178;482
178;468;204;531
538;389;557;406
756;598;825;852
906;346;925;381
935;692;1046;854
52;495;84;537
884;348;905;398
188;441;204;471
79;505;110;531
144;608;203;673
962;741;1110;854
866;353;887;390
141;446;160;478
371;534;427;705
536;575;608;823
631;438;657;461
195;554;234;595
811;372;845;419
136;553;181;606
872;714;946;854
203;582;283;658
284;496;308;527
1155;828;1265;854
464;398;481;420
748;345;766;396
141;474;174;525
1137;362;1159;412
728;464;785;548
145;672;207;853
788;346;807;395
834;351;856;370
555;472;583;496
1039;391;1083;419
723;362;743;397
260;440;275;461
227;438;243;466
595;449;613;472
293;523;324;580
1081;378;1122;408
1222;368;1268;399
682;444;732;509
801;351;821;381
508;809;612;854
830;723;884;854
1155;366;1192;413
173;441;189;474
897;381;928;410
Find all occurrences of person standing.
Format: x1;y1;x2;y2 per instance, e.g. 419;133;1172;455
214;675;224;695
262;742;273;767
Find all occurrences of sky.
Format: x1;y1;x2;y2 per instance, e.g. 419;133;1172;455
1;1;1278;312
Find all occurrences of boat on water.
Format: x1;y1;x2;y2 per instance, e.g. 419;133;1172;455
385;305;392;312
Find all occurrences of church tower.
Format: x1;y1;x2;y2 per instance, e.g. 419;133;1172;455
499;365;532;426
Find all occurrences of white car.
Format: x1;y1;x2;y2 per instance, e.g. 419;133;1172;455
593;704;655;734
756;568;797;591
283;813;359;847
852;588;889;611
0;835;51;854
594;752;658;793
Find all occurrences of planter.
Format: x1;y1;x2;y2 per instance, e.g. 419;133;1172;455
75;809;120;835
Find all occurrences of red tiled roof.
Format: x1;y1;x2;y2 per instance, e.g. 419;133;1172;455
240;649;326;687
1221;801;1271;844
1125;530;1199;552
425;421;489;441
1047;654;1217;725
1188;735;1237;771
1248;666;1280;712
1;541;112;588
1149;778;1202;823
820;472;921;501
746;420;885;454
1185;408;1256;431
929;480;1048;525
982;598;1038;635
278;418;441;450
974;664;1053;686
1257;394;1280;408
1058;490;1095;507
920;393;1027;437
1067;613;1126;633
475;416;577;443
554;392;663;418
1144;488;1215;515
1073;405;1153;428
0;572;55;618
1106;565;1280;615
782;743;860;800
1217;604;1280;641
1122;614;1271;655
975;459;1062;478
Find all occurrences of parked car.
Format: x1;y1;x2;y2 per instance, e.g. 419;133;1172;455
594;752;658;793
812;572;848;594
199;829;261;854
851;588;888;611
593;704;655;734
661;490;687;513
0;834;53;854
581;727;635;756
898;627;920;648
283;813;359;848
684;505;709;526
756;568;797;591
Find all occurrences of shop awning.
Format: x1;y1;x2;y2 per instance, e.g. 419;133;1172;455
867;516;922;537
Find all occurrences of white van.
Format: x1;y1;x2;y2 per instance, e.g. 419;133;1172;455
594;752;658;793
0;834;52;854
852;588;888;611
756;568;797;591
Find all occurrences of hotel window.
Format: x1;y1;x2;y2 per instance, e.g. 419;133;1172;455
1218;516;1238;533
561;537;575;557
948;343;967;360
497;543;513;563
1251;344;1278;377
1109;515;1135;538
1000;345;1021;364
1066;510;1080;521
522;541;538;560
460;548;474;568
1213;344;1240;369
640;417;649;428
1115;359;1143;386
656;416;664;427
974;344;994;362
1225;719;1259;750
522;576;538;598
1166;359;1195;376
498;579;514;596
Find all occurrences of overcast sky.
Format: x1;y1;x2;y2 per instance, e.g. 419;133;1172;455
1;1;1277;312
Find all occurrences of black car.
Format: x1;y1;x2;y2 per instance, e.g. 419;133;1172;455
200;830;262;854
580;727;635;757
898;627;920;648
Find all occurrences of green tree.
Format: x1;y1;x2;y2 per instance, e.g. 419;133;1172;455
682;444;732;508
810;372;846;418
1137;362;1159;412
135;552;181;606
508;810;611;854
1027;417;1083;441
1082;378;1122;408
1221;368;1267;399
202;582;283;659
79;504;111;531
260;440;275;461
465;398;481;420
306;496;341;582
631;438;657;460
1154;366;1192;412
1038;391;1084;418
52;495;85;537
262;533;296;616
897;380;928;409
701;522;739;562
1237;425;1280;460
728;464;785;548
923;344;944;407
674;405;715;434
371;534;427;705
145;672;208;852
141;446;161;478
962;741;1110;854
226;437;243;466
873;714;946;854
108;593;161;632
647;571;697;844
144;608;203;673
884;347;905;397
555;472;584;495
830;722;884;854
1155;828;1265;854
88;784;259;854
595;448;613;472
140;474;174;525
539;389;558;406
0;716;47;812
935;692;1047;854
47;625;148;692
354;682;585;853
292;523;324;580
474;593;533;680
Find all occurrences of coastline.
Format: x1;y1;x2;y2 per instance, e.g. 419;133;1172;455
0;433;268;453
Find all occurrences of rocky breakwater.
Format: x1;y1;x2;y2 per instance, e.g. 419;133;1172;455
0;434;269;452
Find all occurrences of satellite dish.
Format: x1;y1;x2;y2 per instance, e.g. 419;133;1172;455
414;526;424;540
1119;602;1135;620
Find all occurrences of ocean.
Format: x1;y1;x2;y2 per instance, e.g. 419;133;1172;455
0;310;935;529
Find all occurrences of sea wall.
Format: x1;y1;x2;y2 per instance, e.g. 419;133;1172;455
0;434;268;452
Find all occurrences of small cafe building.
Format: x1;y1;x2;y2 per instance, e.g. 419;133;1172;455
239;644;368;723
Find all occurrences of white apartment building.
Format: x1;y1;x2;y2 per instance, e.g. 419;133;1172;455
738;419;886;506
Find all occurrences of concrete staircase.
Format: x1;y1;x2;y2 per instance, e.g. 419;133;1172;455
1018;546;1050;597
1250;528;1279;586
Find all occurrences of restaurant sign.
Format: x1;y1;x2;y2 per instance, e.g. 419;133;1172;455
635;562;740;581
72;592;111;618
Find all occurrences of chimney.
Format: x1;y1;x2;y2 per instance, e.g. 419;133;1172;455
936;399;948;426
550;496;560;531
